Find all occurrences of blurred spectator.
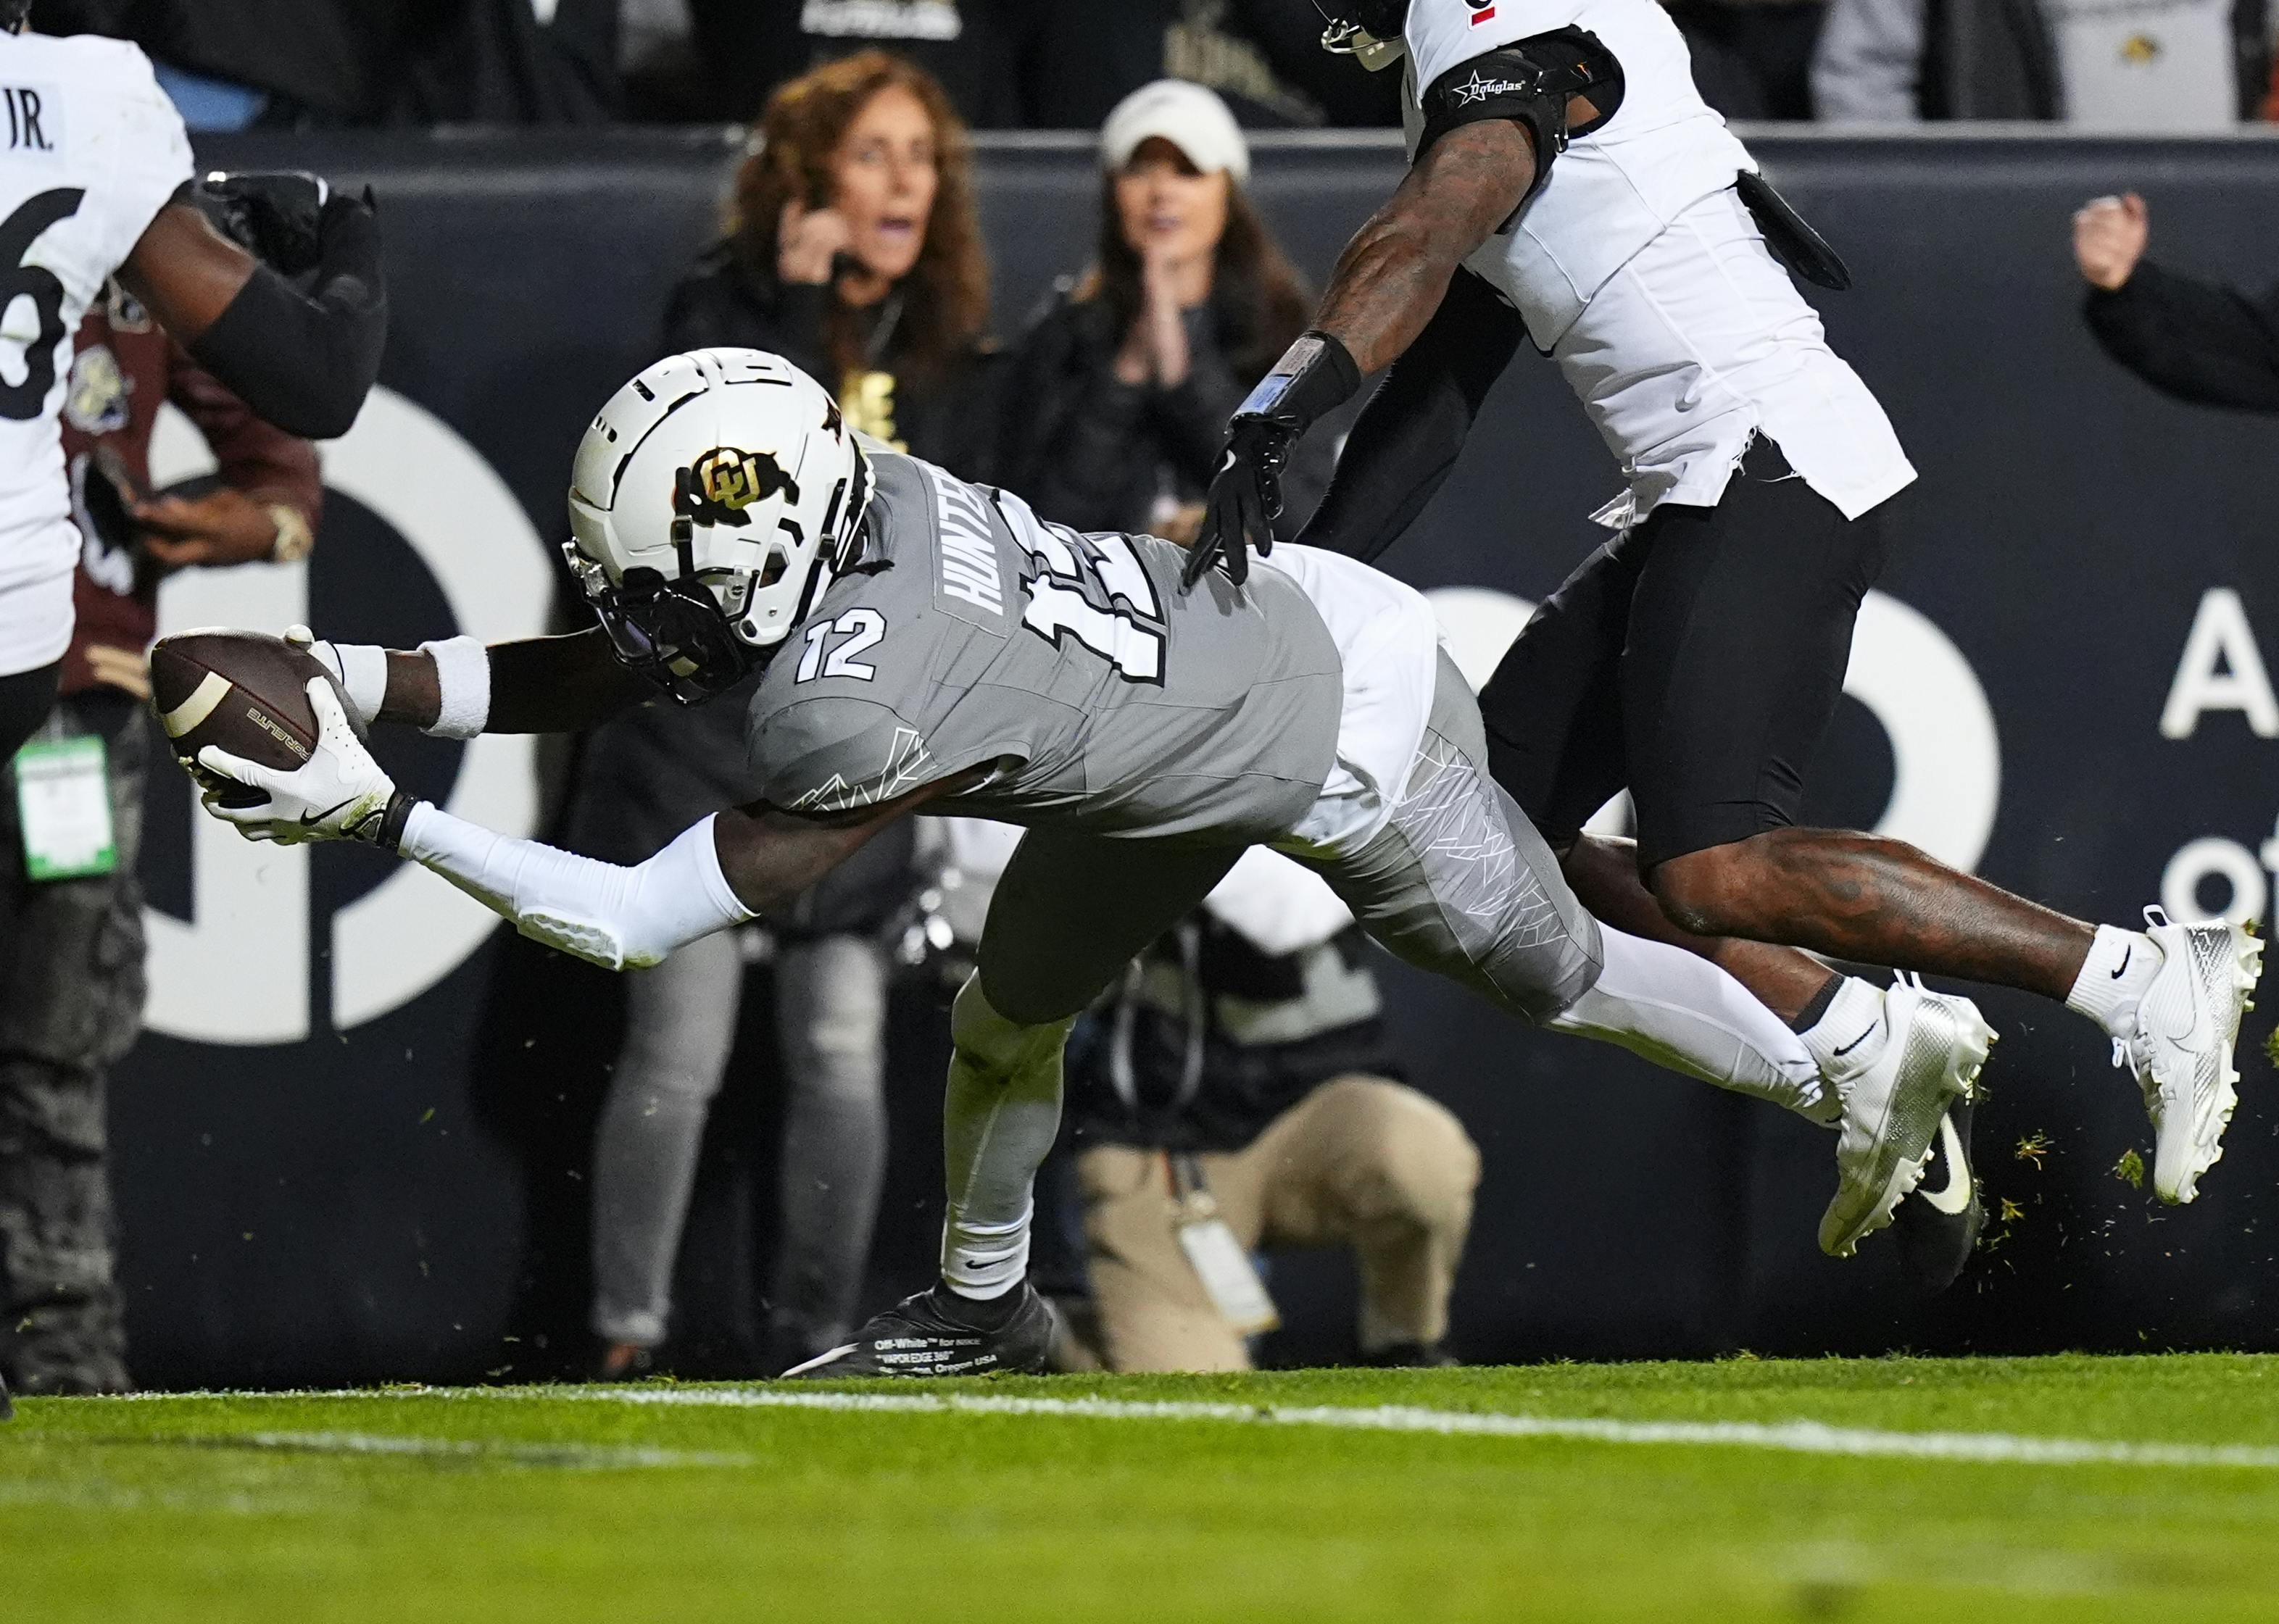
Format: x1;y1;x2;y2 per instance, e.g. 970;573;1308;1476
1003;80;1327;544
1170;0;1403;126
33;0;619;128
569;50;1000;1378
1666;0;1828;120
639;0;1171;128
1812;0;2272;124
0;283;320;1396
671;49;1002;466
1060;849;1479;1373
2075;191;2279;410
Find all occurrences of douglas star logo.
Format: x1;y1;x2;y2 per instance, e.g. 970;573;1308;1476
1451;68;1529;104
676;445;800;527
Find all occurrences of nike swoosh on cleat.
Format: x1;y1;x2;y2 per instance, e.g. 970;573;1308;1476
1832;1024;1880;1058
2111;945;2131;979
1917;1114;1975;1215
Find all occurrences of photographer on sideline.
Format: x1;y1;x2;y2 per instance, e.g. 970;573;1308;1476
1060;848;1478;1373
2075;192;2279;412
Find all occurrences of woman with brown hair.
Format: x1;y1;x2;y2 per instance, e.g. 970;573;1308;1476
1005;79;1329;543
667;47;999;470
568;50;999;1378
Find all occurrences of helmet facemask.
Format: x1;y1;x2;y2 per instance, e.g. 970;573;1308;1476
564;349;876;707
1312;0;1408;68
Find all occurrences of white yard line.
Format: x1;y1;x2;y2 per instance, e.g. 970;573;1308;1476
560;1388;2279;1470
113;1386;2279;1472
185;1430;750;1470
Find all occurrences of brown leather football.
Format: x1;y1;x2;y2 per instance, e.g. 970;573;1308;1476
149;630;363;808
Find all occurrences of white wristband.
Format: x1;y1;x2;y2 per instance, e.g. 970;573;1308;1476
418;635;491;740
330;641;390;728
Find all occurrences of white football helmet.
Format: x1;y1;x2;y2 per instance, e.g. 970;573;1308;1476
565;347;873;702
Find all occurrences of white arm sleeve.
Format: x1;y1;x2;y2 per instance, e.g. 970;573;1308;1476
397;804;755;970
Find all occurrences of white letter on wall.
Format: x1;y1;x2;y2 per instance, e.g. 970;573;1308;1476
2161;588;2279;738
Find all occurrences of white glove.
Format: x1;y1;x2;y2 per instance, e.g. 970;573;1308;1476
283;623;388;729
198;678;404;845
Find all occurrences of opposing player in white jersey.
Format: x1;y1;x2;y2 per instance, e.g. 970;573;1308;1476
1187;0;2261;1270
186;347;1980;1378
0;8;386;762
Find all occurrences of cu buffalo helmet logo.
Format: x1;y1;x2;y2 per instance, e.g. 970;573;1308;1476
676;446;800;528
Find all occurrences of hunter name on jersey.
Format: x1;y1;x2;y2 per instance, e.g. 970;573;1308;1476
923;457;1006;619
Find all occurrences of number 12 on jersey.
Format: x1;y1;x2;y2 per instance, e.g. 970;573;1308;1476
997;494;1166;684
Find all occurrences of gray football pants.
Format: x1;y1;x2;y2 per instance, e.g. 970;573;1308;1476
974;649;1602;1031
589;930;889;1354
947;651;1813;1296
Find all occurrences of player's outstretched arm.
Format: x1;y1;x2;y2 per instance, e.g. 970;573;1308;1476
1185;120;1535;588
291;624;656;740
120;181;386;441
192;676;968;970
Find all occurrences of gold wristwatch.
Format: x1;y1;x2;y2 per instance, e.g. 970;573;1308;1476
267;503;314;564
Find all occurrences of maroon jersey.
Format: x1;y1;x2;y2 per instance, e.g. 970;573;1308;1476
59;283;323;697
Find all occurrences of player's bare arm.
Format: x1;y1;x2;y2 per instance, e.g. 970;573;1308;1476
360;628;655;736
1314;120;1537;377
116;204;255;341
120;175;387;441
1309;75;1605;369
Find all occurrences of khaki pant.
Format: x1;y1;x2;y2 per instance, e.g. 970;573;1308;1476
1077;1076;1480;1373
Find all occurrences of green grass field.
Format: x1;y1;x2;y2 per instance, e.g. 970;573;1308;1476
9;1354;2279;1622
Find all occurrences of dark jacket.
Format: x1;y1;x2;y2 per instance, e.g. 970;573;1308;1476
2085;261;2279;414
1066;920;1400;1156
563;243;1002;937
663;243;1005;477
1003;282;1332;541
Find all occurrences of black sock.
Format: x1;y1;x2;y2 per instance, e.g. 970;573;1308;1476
1788;973;1843;1035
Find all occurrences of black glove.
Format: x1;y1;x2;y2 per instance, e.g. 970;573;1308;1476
1187;417;1292;588
1183;330;1361;591
190;170;352;278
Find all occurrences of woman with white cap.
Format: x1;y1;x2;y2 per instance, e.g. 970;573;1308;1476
1005;79;1330;544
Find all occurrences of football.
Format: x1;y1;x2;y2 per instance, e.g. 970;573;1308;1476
149;630;364;808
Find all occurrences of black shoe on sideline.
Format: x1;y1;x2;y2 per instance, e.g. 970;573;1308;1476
1892;1099;1983;1294
778;1282;1055;1380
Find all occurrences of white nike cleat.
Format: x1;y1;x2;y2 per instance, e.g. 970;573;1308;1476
1819;975;1996;1259
2114;908;2262;1204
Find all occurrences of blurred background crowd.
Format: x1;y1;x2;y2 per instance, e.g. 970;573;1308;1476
8;0;2279;1399
22;0;2279;130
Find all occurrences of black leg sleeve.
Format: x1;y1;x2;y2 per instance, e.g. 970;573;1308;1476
1295;269;1524;565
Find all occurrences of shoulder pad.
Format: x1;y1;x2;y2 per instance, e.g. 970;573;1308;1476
1417;28;1627;220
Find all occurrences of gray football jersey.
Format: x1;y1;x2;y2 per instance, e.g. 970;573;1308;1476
743;451;1344;846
